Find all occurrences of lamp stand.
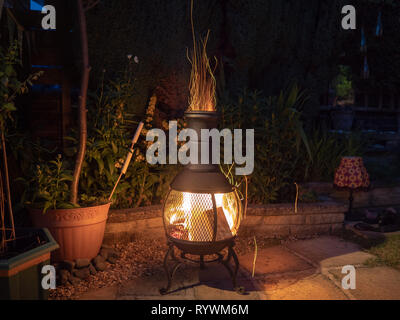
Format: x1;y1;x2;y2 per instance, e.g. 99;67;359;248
347;189;354;220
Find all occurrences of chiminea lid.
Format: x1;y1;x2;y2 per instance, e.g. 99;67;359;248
170;167;234;193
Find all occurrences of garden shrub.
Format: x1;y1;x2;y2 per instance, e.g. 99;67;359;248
218;85;368;203
218;85;311;204
303;129;366;182
15;65;180;211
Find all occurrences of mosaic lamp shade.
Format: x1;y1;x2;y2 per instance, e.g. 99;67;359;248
334;157;370;190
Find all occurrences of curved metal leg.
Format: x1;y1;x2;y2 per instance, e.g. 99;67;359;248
229;246;245;294
159;243;182;295
159;241;245;295
220;246;245;295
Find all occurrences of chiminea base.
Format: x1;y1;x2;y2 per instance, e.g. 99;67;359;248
159;239;245;295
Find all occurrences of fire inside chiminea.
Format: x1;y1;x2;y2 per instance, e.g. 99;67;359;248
163;111;243;248
159;5;244;295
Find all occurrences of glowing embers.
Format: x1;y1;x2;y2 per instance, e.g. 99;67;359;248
164;190;241;242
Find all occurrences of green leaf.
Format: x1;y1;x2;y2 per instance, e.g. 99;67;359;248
111;141;118;154
96;157;105;174
58;202;80;209
42;201;54;214
3;102;16;111
5;65;14;76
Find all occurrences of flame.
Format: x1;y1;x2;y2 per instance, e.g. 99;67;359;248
168;192;238;241
187;0;216;112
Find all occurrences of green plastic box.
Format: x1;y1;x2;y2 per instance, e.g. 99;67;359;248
0;228;59;300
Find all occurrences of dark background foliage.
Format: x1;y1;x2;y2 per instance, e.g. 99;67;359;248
86;0;355;120
4;0;400;210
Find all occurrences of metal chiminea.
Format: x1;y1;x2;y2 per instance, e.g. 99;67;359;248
160;110;244;295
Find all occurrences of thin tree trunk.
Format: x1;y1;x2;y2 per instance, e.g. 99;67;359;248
1;132;14;240
0;167;5;253
70;0;90;204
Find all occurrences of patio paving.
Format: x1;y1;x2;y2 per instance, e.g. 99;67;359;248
77;236;400;300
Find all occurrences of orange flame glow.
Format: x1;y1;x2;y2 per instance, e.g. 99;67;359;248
187;0;216;112
169;192;238;241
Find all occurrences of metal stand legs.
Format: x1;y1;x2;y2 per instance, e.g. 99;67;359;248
159;241;245;295
220;245;245;294
159;242;183;295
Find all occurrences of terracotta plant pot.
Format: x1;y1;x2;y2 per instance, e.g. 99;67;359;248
29;202;110;262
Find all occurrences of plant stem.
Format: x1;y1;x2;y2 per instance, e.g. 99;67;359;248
71;0;90;204
252;236;257;278
135;174;147;208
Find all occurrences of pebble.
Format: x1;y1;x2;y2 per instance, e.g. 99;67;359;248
107;248;120;259
59;270;70;285
93;255;107;271
99;248;109;260
75;258;91;269
107;256;117;264
68;275;81;286
73;267;90;280
62;260;75;272
89;264;97;275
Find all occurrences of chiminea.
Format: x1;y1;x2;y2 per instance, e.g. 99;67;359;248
160;110;244;295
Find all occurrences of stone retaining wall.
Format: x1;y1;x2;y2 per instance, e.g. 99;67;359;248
103;201;346;244
302;182;400;208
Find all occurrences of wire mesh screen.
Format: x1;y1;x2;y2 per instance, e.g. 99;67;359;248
164;191;214;241
164;190;241;242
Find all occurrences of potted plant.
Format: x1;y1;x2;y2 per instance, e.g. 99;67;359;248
26;156;111;262
0;42;59;300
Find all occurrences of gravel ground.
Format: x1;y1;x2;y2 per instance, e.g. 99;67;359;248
49;238;167;300
49;234;314;300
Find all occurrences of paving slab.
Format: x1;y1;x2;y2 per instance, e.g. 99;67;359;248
76;235;400;301
194;282;262;300
285;236;375;268
329;266;400;300
77;286;119;300
180;263;261;298
258;274;349;300
239;246;315;277
117;270;194;298
118;294;196;300
252;269;317;292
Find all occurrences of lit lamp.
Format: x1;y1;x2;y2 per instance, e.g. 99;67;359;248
334;157;370;219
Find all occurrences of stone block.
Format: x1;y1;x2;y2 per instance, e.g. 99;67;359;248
305;213;344;225
263;215;305;225
290;224;331;236
242;216;264;226
330;223;344;235
259;224;291;237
